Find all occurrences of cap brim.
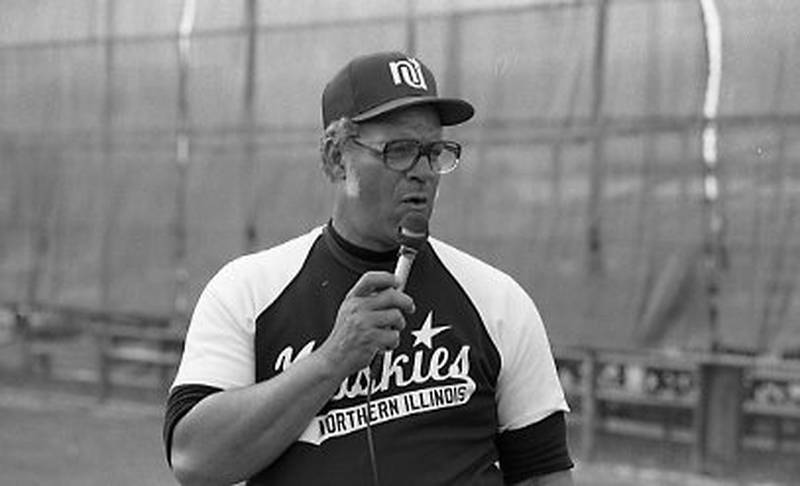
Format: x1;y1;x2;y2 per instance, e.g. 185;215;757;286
352;96;474;126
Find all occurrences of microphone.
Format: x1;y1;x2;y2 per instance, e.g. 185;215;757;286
394;213;429;292
371;213;428;380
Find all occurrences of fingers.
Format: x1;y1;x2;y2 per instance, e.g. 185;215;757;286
349;309;405;358
319;272;418;375
348;271;399;297
375;328;401;352
368;291;415;316
348;271;415;315
370;308;407;332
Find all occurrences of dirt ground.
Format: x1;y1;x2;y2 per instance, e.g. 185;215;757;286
2;379;795;486
0;387;173;486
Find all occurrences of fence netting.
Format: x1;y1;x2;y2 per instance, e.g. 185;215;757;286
1;0;799;354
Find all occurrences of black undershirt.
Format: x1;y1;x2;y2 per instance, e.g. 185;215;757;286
327;219;397;263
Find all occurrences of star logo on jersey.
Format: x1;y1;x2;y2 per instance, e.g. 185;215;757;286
411;311;450;349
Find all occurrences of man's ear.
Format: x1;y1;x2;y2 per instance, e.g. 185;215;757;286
322;139;346;181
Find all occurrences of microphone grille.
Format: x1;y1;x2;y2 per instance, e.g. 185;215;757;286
398;213;429;250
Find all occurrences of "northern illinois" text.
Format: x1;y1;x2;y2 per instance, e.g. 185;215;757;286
298;383;474;445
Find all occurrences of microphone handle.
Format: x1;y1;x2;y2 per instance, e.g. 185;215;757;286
374;245;417;380
394;246;417;292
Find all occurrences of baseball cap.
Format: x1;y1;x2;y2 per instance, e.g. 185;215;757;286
322;51;474;128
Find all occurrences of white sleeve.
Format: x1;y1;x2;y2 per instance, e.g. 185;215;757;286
428;238;569;432
492;277;569;432
171;258;256;390
171;228;322;391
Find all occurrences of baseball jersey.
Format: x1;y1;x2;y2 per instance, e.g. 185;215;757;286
164;224;571;485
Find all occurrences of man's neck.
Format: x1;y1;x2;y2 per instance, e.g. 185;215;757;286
327;220;397;263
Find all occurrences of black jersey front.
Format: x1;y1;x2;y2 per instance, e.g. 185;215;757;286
166;225;569;485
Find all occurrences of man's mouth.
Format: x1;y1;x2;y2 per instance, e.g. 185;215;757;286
400;194;429;207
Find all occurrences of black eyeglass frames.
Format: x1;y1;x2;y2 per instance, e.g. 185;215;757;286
348;138;462;174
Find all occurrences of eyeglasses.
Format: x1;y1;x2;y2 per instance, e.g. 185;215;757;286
348;138;462;174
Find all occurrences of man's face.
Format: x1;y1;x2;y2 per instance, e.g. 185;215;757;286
334;105;443;251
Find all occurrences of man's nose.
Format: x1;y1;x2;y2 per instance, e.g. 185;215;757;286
405;152;436;180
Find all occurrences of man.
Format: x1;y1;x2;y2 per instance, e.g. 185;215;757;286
163;51;573;486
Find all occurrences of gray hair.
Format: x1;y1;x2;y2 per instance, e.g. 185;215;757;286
319;117;360;180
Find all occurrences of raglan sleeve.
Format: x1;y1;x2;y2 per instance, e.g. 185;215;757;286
494;276;569;431
171;258;256;391
492;276;573;481
163;258;258;466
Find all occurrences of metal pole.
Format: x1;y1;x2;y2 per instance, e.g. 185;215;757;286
443;11;462;99
405;0;416;55
586;0;608;275
242;0;259;252
173;0;196;322
756;51;788;353
698;0;724;351
99;0;116;310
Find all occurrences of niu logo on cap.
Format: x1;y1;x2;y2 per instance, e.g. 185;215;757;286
389;58;428;90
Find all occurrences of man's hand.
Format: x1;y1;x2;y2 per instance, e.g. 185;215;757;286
319;271;416;376
170;271;415;485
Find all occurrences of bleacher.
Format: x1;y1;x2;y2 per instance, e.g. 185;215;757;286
554;347;800;473
2;302;184;401
3;300;799;475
